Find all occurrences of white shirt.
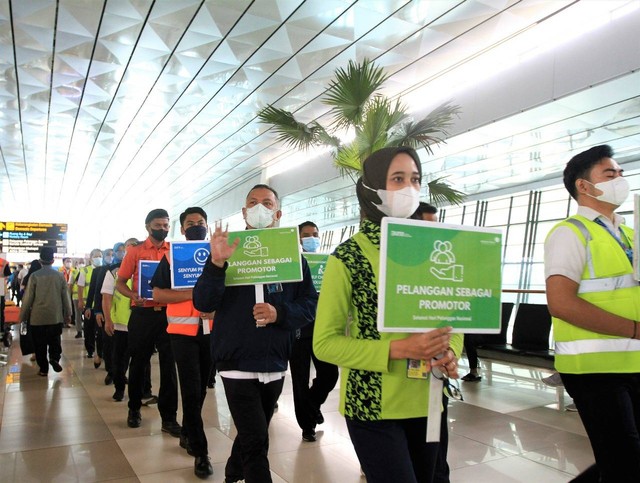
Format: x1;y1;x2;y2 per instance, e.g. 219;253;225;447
101;270;115;295
544;206;626;283
219;370;286;383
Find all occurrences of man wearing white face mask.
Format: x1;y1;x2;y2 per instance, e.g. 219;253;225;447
77;248;102;363
545;144;640;482
193;184;318;483
291;221;339;442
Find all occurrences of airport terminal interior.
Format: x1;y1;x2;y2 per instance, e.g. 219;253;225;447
2;0;640;481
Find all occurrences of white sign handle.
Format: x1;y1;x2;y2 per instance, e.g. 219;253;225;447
255;284;266;328
426;375;443;442
255;284;264;303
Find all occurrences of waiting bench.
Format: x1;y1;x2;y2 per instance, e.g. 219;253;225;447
475;302;566;409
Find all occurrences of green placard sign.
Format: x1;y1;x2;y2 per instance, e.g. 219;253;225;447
379;218;502;333
225;227;303;286
303;253;329;291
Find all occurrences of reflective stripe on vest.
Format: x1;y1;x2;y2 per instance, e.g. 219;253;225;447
556;338;640;355
550;215;640;373
578;273;637;294
167;299;211;336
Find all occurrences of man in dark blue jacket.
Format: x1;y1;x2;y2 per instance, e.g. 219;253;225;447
193;184;317;483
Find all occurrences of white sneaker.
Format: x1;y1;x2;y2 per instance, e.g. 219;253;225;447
565;403;578;412
541;372;564;387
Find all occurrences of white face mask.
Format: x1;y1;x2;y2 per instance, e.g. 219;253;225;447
245;203;276;229
364;183;421;218
585;177;629;206
92;257;103;268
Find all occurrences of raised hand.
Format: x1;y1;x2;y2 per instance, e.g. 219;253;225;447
210;221;240;267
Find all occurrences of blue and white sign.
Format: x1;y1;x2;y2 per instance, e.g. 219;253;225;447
170;241;210;289
138;260;160;300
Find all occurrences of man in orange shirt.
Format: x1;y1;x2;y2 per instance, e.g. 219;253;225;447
115;208;179;435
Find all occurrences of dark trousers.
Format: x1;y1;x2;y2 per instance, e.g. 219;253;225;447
433;395;450;483
170;329;211;457
100;323;113;374
561;372;640;483
83;311;103;358
347;417;439;483
0;296;5;335
222;376;284;483
127;308;177;421
463;334;484;370
290;335;339;431
112;329;152;394
112;330;130;392
31;324;63;373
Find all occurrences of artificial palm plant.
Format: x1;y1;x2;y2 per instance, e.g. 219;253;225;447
257;58;465;205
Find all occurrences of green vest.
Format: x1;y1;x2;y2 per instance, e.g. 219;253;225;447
111;278;132;326
70;268;79;298
549;215;640;374
82;266;94;299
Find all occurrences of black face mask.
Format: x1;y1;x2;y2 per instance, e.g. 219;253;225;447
185;225;207;241
150;228;169;242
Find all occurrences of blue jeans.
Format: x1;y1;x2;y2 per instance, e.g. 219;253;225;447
222;376;284;483
346;417;439;483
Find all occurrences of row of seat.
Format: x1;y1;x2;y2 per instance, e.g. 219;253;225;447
476;302;554;370
474;302;567;409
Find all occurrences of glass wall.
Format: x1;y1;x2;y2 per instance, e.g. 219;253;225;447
320;169;639;310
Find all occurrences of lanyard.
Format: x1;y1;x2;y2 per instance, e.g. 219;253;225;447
594;218;633;265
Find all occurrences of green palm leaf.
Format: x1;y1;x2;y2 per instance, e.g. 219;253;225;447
389;102;461;153
257;106;321;151
324;58;389;130
427;176;466;205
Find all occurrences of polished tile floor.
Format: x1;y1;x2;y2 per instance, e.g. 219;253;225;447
0;327;593;482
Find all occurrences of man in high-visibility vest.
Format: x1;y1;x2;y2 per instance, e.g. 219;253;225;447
77;248;102;364
545;144;640;481
102;238;141;402
151;206;213;479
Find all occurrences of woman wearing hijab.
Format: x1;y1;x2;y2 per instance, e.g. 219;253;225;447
313;147;464;483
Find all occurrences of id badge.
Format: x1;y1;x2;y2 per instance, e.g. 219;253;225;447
407;359;429;379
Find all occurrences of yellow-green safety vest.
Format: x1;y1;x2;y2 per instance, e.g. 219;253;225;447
549;215;640;374
111;278;131;327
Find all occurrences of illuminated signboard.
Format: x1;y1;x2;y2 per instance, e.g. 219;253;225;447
0;221;68;254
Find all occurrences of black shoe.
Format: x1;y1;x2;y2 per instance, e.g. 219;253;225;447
315;409;324;425
180;434;196;456
302;429;316;442
127;409;141;428
461;373;482;382
161;420;182;438
104;373;113;385
50;360;62;373
112;389;124;401
86;353;93;358
207;379;216;389
74;332;82;339
194;456;213;479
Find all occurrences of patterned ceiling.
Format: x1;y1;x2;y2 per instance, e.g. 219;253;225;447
1;0;639;252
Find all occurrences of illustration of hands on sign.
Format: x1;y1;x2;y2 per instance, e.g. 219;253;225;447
429;240;463;282
244;235;268;257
